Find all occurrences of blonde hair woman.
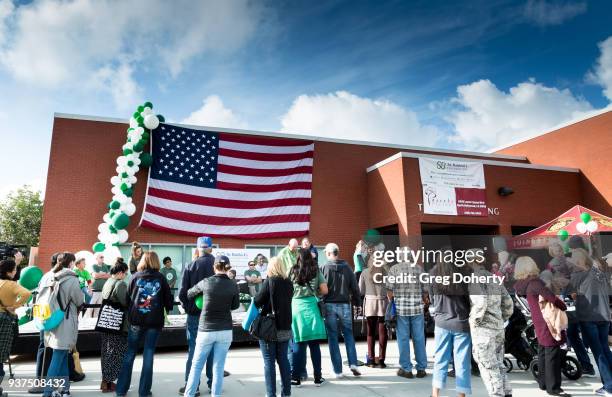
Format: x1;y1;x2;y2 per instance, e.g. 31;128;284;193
129;242;144;275
253;257;294;397
514;256;569;396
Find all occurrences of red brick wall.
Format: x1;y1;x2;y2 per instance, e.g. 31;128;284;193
495;110;612;215
38;117;401;267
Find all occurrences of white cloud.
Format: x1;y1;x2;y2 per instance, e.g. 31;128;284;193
523;0;586;26
91;63;143;112
0;0;13;47
280;91;440;146
448;79;595;150
588;36;612;101
0;0;265;107
181;95;248;129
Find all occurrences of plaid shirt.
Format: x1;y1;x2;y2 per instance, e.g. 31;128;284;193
385;262;424;316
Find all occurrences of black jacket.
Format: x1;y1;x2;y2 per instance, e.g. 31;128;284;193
127;270;173;329
179;253;215;315
254;277;294;331
188;274;239;332
321;259;361;306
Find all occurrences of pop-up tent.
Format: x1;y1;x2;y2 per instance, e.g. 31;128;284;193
509;205;612;249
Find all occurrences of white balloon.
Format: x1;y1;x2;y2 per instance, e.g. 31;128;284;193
142;107;153;116
103;246;122;266
123;203;137;216
116;156;128;166
129;175;137;184
97;223;108;233
144;114;160;130
98;232;105;242
586;220;598;233
576;222;588;234
103;213;112;224
117;230;129;243
116;165;124;174
136;127;145;135
110;176;121;186
129;118;138;128
111;186;121;195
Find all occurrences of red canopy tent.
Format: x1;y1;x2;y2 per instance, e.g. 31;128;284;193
508;204;612;249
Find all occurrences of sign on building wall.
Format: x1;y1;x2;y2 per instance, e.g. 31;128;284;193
192;248;271;279
418;157;487;217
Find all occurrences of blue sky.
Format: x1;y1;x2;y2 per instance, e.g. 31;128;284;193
1;0;611;197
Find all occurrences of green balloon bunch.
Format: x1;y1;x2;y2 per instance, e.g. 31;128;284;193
92;101;164;253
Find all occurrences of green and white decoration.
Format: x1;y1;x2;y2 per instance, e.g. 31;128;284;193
92;101;164;254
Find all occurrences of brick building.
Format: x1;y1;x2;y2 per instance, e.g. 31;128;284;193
37;111;612;270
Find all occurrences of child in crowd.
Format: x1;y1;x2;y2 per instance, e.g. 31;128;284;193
74;257;92;303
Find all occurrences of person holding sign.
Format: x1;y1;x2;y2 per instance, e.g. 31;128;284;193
98;259;129;393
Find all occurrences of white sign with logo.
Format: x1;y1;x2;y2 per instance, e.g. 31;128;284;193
419;157;487;217
192;248;271;280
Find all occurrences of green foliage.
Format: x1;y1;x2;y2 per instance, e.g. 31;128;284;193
0;186;43;247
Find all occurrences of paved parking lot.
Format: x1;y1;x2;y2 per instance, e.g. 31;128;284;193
4;339;604;397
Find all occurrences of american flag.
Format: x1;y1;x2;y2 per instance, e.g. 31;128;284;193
139;124;313;238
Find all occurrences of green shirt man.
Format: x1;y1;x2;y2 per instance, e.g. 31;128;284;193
91;263;111;291
278;239;299;274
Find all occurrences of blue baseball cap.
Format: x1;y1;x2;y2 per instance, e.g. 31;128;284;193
197;236;212;248
215;255;230;265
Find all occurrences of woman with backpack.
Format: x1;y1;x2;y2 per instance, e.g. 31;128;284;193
0;258;32;385
289;248;328;387
42;252;84;397
254;256;294;397
98;258;129;393
115;252;173;397
184;255;239;397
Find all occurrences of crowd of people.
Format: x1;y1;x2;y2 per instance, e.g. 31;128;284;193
0;234;611;397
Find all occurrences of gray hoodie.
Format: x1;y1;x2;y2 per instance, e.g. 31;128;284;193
43;268;84;350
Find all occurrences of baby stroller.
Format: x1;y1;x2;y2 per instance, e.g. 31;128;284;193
504;295;582;380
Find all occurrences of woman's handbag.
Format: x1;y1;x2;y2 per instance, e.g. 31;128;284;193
94;284;126;335
242;297;259;331
250;282;277;342
306;280;327;318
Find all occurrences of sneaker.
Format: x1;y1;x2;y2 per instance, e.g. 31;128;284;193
334;373;346;379
178;386;200;397
223;371;230;377
70;372;85;382
376;360;387;369
61;392;71;397
349;365;361;376
416;370;427;378
595;388;605;396
583;368;597;378
28;386;45;394
397;368;414;379
314;377;326;387
447;369;455;378
290;379;301;388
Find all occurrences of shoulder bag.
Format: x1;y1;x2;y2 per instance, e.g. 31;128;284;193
250;280;277;341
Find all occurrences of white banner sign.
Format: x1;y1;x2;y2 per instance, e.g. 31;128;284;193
192;248;271;279
419;157;487;217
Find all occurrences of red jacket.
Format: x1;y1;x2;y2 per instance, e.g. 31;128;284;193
515;276;567;347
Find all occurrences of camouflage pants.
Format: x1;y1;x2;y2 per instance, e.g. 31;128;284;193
472;327;511;397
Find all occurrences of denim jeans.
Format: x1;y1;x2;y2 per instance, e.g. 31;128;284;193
567;321;594;372
324;303;358;374
43;349;69;397
185;314;213;387
185;330;232;397
116;326;161;397
432;326;471;395
291;340;321;380
287;338;307;379
581;321;612;392
396;314;427;371
259;339;291;397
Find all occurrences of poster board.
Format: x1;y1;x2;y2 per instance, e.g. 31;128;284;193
191;248;271;279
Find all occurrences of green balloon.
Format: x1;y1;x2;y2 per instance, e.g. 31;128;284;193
157;114;165;122
138;138;147;147
195;295;204;310
557;229;569;241
136;116;144;125
132;112;140;119
120;182;129;191
109;200;121;210
140;152;152;168
123;148;133;156
124;188;133;197
364;228;382;244
19;266;43;290
109;225;117;234
142;132;150;141
580;212;592;224
112;212;130;230
121;172;129;179
137;105;144;113
93;241;106;253
143;101;153;109
127;160;134;167
133;143;143;152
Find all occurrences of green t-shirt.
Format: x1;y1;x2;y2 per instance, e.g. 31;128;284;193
160;267;178;288
291;271;326;298
244;269;261;285
75;268;91;289
91;264;111;291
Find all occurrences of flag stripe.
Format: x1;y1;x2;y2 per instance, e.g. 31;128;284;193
217;155;313;169
217;172;312;185
219;134;313;147
148;187;311;209
217;164;313;177
145;204;310;226
215;181;312;192
142;213;309;234
147;196;311;218
219;148;314;162
219;140;314;154
149;179;311;200
141;219;309;239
